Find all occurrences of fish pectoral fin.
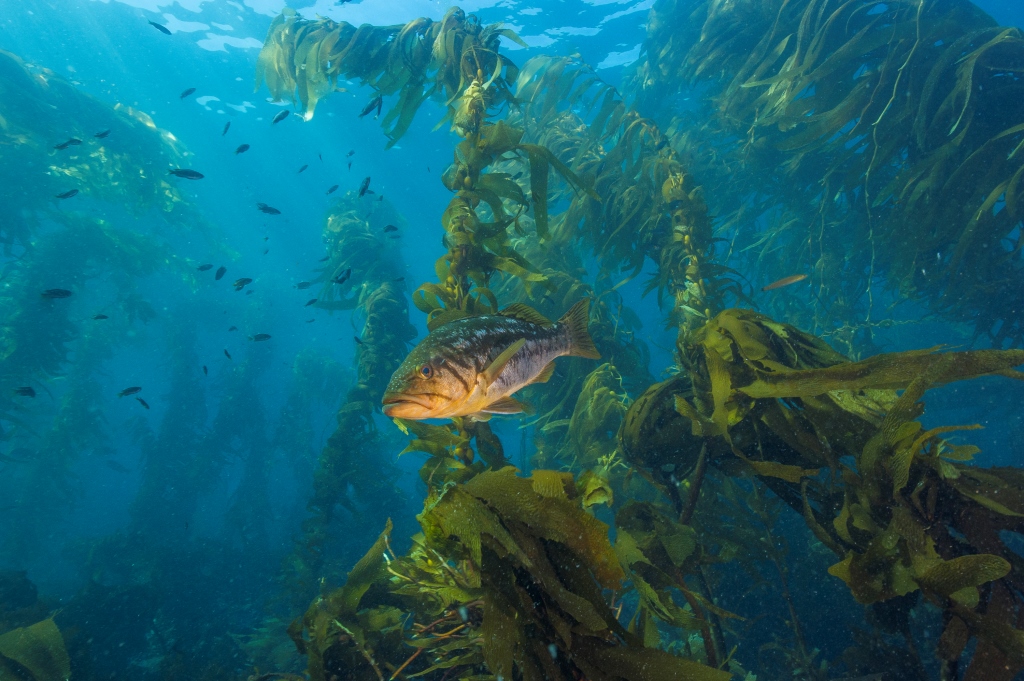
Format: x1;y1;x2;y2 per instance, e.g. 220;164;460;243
483;396;534;415
483;338;526;385
466;411;493;422
531;361;556;384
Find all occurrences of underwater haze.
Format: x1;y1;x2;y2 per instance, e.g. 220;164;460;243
2;0;1024;680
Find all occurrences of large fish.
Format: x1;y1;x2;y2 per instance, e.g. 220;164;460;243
382;300;600;421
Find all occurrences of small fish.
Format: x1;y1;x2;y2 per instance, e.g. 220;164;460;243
106;460;132;473
305;298;318;307
55;189;78;199
250;333;271;342
346;150;355;157
295;281;312;290
94;129;111;138
263;248;269;255
136;397;150;410
272;110;290;125
233;278;253;291
14;387;36;398
382;300;600;421
92;314;109;320
305;318;315;323
169;168;204;180
298;164;308;173
358;176;371;197
197;263;213;271
41;288;72;298
149;20;171;34
202;365;208;375
256;203;281;215
379;195;384;202
318;153;323;162
347;161;352;171
354;336;363;345
263;236;269;241
427;166;431;173
761;274;808;292
317;256;330;262
326;184;339;195
180;87;196;99
222;122;231;136
332;268;352;285
246;289;254;296
359;94;382;118
54;138;82;150
384;224;398;233
235;143;250;155
228;326;238;332
215;266;227;280
224;349;232;360
118;386;142;397
394;277;405;282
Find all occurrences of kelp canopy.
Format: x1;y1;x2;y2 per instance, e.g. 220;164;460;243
252;3;1024;681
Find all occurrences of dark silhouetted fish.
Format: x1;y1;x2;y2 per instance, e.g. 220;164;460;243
332;268;352;285
358;176;370;197
305;318;315;323
14;387;35;397
346;150;355;157
180;87;196;99
224;349;232;359
149;20;171;34
256;203;281;215
92;314;109;320
318;256;330;262
202;365;208;375
263;248;269;255
235;144;249;155
215;266;227;280
298;164;308;173
41;289;72;298
54;138;82;150
347;161;352;171
222;121;230;136
233;278;252;291
271;110;290;125
326;184;338;195
384;225;398;233
94;129;110;138
304;298;317;307
250;333;271;342
55;190;78;199
295;281;312;289
136;397;150;409
197;263;213;271
228;326;238;332
246;289;254;295
118;386;142;397
354;336;363;345
359;95;382;118
169;168;203;179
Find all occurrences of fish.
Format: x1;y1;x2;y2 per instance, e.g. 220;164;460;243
148;20;171;34
41;289;72;298
394;277;405;282
118;386;142;397
228;326;238;332
222;122;230;136
305;318;315;323
224;349;232;360
346;150;355;157
326;184;339;195
136;397;150;409
215;266;227;280
180;87;196;99
14;387;36;397
168;168;204;179
197;263;213;271
384;224;398;233
233;277;253;291
246;289;254;295
256;203;281;215
347;161;352;171
202;365;208;375
55;189;78;199
304;298;318;307
235;144;250;155
332;268;351;285
263;249;269;255
272;110;290;125
359;94;382;118
427;166;431;173
54;138;82;150
94;129;111;138
295;281;312;289
92;314;109;320
317;256;330;262
319;153;323;162
382;299;600;421
761;274;808;292
298;164;308;173
250;333;271;342
358;176;371;197
354;336;363;345
106;460;131;473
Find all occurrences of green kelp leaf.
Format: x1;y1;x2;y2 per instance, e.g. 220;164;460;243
420;483;526;570
573;637;732;681
918;555;1012;597
328;519;393;618
0;619;70;681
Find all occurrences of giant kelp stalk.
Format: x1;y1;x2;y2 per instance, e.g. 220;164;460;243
633;0;1024;349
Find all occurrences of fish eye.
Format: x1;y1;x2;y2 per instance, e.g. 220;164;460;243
419;364;433;379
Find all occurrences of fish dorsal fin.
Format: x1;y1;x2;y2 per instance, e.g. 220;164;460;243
499;303;552;327
531;361;556;384
483;395;533;415
483;338;526;385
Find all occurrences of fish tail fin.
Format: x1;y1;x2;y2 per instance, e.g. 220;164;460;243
559;299;601;359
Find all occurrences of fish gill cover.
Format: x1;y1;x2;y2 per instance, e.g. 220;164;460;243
0;0;1023;680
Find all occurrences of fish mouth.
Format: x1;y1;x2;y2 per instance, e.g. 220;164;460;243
382;392;433;414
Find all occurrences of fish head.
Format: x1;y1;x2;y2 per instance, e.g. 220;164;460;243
382;345;470;419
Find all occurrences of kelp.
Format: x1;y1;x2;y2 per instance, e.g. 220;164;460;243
0;618;70;681
636;0;1024;347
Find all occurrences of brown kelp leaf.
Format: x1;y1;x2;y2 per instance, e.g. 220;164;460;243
329;518;393;618
0;619;70;681
918;554;1012;597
